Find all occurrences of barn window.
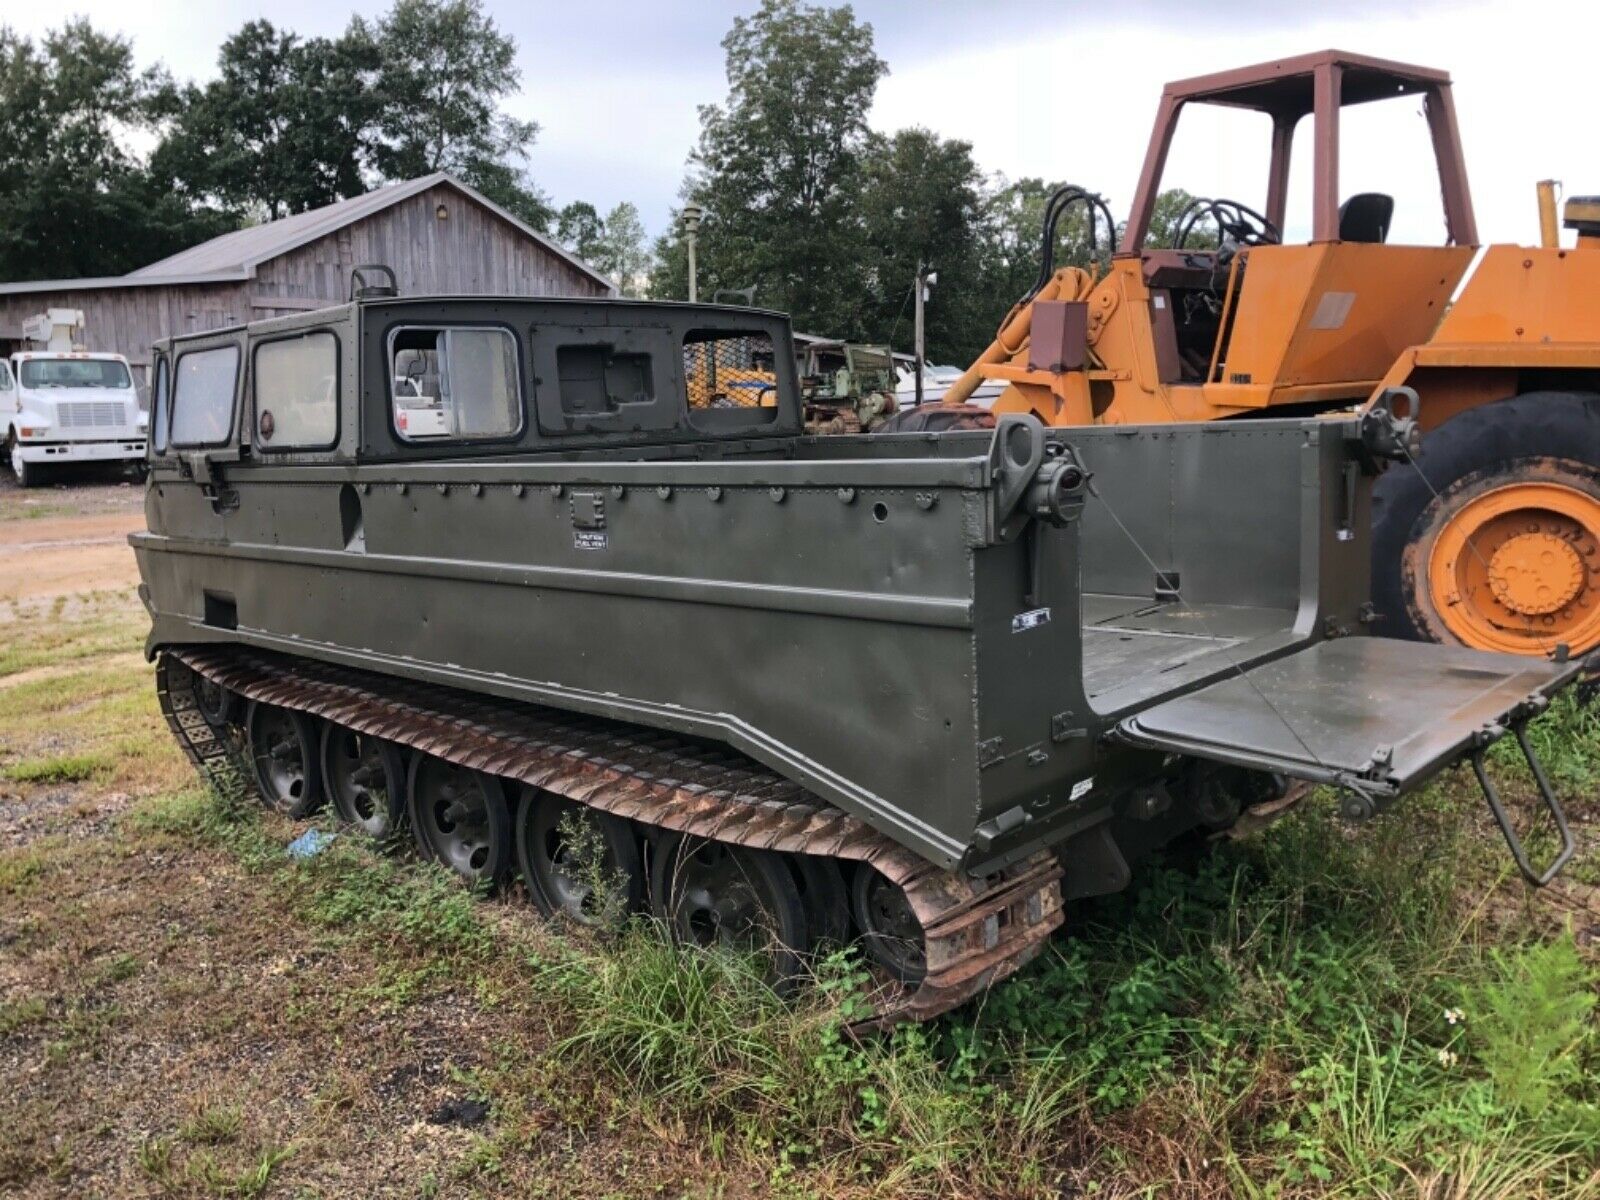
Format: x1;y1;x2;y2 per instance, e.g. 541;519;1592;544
170;344;240;448
389;326;522;441
253;331;338;450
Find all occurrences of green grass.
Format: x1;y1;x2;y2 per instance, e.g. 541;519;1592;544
132;749;1600;1198
1;751;111;785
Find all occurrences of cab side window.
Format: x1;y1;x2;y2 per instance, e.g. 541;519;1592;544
389;326;521;441
170;345;240;449
253;331;338;450
150;356;170;455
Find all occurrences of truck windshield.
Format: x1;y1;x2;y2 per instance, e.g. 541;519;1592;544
20;359;132;389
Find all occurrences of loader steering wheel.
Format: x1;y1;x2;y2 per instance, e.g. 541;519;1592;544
1172;197;1281;256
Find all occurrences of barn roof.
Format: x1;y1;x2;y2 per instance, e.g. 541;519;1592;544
0;172;615;296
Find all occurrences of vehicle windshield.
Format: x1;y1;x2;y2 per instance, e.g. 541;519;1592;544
19;358;132;389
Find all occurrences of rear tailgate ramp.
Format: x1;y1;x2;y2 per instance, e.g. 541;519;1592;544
1115;638;1580;883
1116;638;1575;793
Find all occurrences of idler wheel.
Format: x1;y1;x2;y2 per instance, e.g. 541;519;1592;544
850;865;927;985
320;724;406;839
515;788;644;926
194;674;237;729
245;701;324;818
649;833;809;992
406;756;511;886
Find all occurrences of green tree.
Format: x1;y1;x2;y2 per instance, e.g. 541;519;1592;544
370;0;551;228
858;128;991;363
592;203;650;296
0;20;231;280
652;0;887;334
151;20;379;219
556;201;605;261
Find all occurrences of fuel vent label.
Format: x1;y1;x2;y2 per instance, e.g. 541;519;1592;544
574;531;608;551
1012;607;1051;633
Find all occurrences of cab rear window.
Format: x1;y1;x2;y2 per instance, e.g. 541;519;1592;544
170;345;240;449
389;326;521;441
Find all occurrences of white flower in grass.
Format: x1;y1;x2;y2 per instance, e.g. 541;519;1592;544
1437;1048;1459;1068
1444;1007;1465;1026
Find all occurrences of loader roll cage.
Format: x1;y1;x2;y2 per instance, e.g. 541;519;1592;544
1122;49;1478;251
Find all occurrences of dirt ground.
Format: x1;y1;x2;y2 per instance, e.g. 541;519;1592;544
0;473;145;605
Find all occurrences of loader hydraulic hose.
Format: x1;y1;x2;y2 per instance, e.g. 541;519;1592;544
943;267;1096;407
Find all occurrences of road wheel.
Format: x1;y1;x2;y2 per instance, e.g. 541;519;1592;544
515;788;643;926
245;701;323;817
850;865;927;986
1371;392;1600;656
650;834;808;992
790;854;852;949
194;676;237;730
407;756;511;886
320;724;406;839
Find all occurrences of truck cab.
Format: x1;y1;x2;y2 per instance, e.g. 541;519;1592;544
4;350;148;487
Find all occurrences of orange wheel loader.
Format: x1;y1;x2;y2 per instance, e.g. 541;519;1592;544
940;50;1600;659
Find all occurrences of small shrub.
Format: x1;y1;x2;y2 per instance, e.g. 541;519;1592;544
1463;934;1598;1121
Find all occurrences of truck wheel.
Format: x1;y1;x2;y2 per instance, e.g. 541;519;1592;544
1371;392;1600;656
7;435;39;488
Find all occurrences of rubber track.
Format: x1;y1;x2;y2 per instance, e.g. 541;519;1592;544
156;647;1064;1027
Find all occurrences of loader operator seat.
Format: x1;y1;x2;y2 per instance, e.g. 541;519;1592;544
1338;193;1394;243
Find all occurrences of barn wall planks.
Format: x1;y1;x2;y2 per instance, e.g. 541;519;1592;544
0;183;607;394
254;186;608;305
0;283;248;384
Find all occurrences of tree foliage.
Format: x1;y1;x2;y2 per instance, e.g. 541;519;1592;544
0;21;231;280
557;200;650;295
648;1;1201;366
367;0;551;229
150;20;379;220
652;0;887;335
0;1;580;282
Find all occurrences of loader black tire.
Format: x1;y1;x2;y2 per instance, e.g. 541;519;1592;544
1370;391;1600;654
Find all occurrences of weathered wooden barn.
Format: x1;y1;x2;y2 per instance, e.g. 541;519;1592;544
0;173;615;392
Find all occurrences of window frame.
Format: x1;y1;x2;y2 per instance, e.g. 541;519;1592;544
386;323;525;446
250;328;342;454
0;360;14;390
150;354;170;457
170;342;242;451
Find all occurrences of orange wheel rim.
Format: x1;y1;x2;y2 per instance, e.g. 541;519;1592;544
1427;481;1600;654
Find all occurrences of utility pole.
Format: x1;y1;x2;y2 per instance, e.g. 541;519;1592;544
913;265;936;405
680;204;704;303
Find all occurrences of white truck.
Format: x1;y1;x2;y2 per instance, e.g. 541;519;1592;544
1;310;147;487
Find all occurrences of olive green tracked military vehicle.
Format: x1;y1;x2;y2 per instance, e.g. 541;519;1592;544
133;271;1582;1024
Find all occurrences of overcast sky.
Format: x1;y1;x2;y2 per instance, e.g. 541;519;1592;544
8;1;1595;247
